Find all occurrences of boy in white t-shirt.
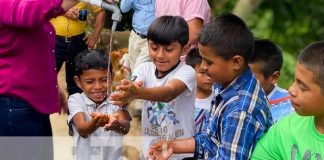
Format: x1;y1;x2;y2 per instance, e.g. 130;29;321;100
68;49;131;160
185;48;213;134
110;16;196;159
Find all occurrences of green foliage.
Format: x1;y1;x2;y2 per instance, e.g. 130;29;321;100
209;0;324;88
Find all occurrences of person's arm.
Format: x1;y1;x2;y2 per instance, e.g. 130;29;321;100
120;0;134;13
148;137;195;159
187;18;203;46
216;111;261;159
72;112;108;138
0;0;66;28
104;109;131;134
86;9;106;48
110;78;188;106
61;0;79;11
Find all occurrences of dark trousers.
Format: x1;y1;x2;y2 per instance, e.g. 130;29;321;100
55;33;87;95
0;96;53;160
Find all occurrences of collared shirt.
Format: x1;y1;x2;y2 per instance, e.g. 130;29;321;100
194;68;273;159
120;0;156;35
67;93;123;160
0;0;65;114
50;2;103;37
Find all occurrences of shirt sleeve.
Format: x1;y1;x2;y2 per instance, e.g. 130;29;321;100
216;111;258;159
67;94;86;124
120;0;134;13
0;0;64;28
172;65;196;93
195;111;265;159
182;0;211;23
89;4;103;14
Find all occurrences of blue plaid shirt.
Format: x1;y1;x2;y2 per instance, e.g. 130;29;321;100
194;68;273;159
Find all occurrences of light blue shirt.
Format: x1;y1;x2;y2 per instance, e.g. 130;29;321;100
120;0;156;35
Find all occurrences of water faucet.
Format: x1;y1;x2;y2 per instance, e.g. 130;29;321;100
80;0;122;32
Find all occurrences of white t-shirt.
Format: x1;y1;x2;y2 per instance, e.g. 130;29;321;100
133;62;196;159
194;92;213;134
68;93;123;160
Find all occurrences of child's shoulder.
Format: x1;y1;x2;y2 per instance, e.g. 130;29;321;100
272;113;310;132
68;93;84;102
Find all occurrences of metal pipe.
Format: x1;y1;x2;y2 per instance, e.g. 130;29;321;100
80;0;122;32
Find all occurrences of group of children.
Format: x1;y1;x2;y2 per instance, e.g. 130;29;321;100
68;13;324;160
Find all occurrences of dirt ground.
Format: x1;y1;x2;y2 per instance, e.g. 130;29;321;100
51;31;143;159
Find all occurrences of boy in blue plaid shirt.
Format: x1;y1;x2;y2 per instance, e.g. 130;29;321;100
148;13;273;160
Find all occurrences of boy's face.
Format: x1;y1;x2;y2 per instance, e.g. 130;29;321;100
148;40;188;76
249;62;278;95
195;65;213;92
198;44;236;86
288;63;324;116
74;69;110;105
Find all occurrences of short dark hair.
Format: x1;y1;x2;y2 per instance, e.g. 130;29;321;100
298;41;324;95
147;16;189;47
74;49;112;77
198;13;254;62
250;39;283;78
185;48;202;68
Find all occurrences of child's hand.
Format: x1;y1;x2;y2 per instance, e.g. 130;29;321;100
147;140;174;160
104;112;119;131
109;79;144;106
90;112;110;128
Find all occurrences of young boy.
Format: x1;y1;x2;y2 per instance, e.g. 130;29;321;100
252;41;324;159
147;13;273;160
110;16;196;159
68;49;131;160
249;39;294;122
185;48;214;134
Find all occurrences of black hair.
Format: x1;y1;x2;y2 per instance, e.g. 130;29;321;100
185;48;202;68
198;13;254;62
147;16;189;47
250;39;283;78
74;49;112;77
298;41;324;95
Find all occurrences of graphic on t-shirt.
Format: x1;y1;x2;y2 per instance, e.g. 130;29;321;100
147;102;180;128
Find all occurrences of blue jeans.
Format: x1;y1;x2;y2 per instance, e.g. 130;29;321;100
0;95;53;160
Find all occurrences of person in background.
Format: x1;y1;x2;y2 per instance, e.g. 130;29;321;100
185;48;213;134
249;39;294;122
50;2;106;95
120;0;156;72
155;0;211;48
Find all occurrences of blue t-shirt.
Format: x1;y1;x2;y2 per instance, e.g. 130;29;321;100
194;93;213;134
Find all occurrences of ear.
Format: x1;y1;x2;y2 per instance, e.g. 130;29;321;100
74;76;82;89
269;71;280;85
181;43;191;56
231;55;245;71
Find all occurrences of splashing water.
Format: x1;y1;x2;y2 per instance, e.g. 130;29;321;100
107;30;115;98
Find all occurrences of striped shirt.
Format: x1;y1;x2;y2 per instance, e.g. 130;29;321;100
194;68;273;159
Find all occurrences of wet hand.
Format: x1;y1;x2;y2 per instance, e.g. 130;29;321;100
90;112;110;128
109;79;143;106
148;141;174;160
